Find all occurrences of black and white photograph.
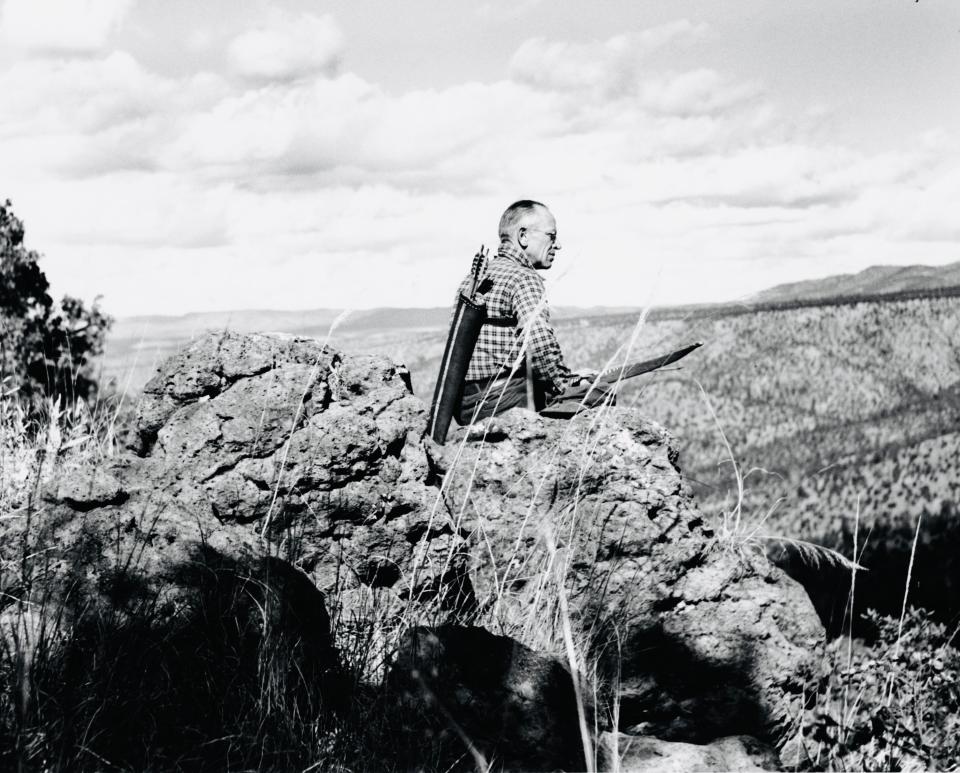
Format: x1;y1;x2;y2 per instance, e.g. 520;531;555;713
1;1;959;770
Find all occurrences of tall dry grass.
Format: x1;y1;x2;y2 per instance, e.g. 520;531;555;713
0;392;346;771
0;316;957;771
689;381;960;770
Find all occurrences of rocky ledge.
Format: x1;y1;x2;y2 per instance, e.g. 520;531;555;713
2;331;825;771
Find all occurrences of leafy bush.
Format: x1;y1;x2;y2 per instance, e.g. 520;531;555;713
0;199;111;405
803;607;960;771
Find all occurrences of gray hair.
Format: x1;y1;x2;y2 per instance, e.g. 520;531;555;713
498;199;547;240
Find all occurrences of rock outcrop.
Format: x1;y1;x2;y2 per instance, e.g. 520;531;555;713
600;732;779;772
0;331;462;767
388;625;589;771
438;409;825;758
2;458;334;769
1;331;827;769
134;331;468;608
11;328;467;638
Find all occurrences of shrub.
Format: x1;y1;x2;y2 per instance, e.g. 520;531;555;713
0;199;111;406
803;607;960;771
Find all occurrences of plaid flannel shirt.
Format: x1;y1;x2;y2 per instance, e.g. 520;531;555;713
455;242;570;394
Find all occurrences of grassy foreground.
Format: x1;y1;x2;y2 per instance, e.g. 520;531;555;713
0;395;958;772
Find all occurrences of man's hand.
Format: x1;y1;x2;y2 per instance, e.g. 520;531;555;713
550;373;615;409
555;370;600;400
566;370;598;388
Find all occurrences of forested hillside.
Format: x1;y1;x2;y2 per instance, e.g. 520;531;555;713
389;294;960;626
101;292;960;626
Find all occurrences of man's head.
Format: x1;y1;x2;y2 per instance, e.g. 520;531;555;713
498;199;561;270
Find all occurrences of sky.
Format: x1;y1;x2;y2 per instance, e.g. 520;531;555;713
1;0;958;318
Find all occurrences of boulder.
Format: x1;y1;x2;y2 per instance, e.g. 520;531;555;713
0;331;829;766
31;465;277;614
134;331;470;611
1;460;334;769
0;330;472;766
387;625;590;771
437;409;825;758
600;732;779;772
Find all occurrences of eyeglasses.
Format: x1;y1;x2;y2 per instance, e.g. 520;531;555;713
524;228;558;244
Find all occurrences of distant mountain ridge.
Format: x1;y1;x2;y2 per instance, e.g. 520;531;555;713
110;305;641;341
750;261;960;304
103;304;647;392
113;263;960;340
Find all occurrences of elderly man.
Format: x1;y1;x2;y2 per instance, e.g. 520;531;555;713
454;199;591;425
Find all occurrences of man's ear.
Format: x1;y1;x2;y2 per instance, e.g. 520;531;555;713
517;227;528;248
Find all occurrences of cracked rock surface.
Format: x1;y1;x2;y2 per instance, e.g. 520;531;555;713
132;331;467;603
438;409;825;759
2;332;468;697
4;331;827;767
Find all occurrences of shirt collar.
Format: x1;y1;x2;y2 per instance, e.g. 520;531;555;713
497;240;534;270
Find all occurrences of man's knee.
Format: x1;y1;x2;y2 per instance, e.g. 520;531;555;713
456;376;530;425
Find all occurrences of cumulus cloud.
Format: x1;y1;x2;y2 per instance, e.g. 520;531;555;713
0;52;167;132
0;51;215;182
0;0;132;55
1;11;957;316
226;11;343;82
510;21;706;97
164;75;560;193
640;69;761;116
634;18;707;52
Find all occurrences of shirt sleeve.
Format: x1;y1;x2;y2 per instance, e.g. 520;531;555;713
510;270;570;394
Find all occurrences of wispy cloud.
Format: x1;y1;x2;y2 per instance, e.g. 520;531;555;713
475;0;546;21
0;5;957;315
510;22;707;97
0;0;133;55
226;11;343;83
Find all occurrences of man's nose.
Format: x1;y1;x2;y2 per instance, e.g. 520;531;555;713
553;239;562;250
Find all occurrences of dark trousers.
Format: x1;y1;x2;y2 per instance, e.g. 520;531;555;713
455;374;547;425
456;374;617;425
